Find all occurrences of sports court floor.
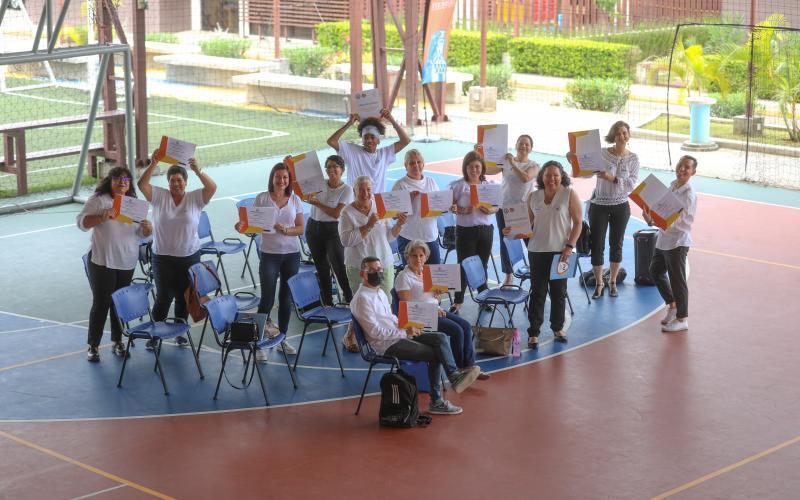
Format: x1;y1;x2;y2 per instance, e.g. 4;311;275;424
1;139;799;499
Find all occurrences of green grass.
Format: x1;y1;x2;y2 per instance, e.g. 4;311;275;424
1;78;359;197
641;115;800;148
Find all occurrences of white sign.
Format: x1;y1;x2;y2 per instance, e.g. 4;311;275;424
353;88;382;120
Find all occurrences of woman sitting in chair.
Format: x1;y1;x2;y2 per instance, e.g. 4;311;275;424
78;167;152;362
394;240;489;379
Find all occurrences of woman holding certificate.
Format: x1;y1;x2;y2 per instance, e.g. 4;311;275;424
236;162;304;355
516;161;582;348
448;151;499;313
391;149;442;264
305;155;354;305
395;241;488;378
78;167;153;362
581;121;640;299
138;151;216;349
485;134;540;286
339;176;407;297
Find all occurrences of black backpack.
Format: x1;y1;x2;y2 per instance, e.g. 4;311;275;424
379;369;430;428
576;220;591;256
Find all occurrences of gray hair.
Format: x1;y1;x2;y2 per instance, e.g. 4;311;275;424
404;148;424;166
404;240;430;261
354;175;372;193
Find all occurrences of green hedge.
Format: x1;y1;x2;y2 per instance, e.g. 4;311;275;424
589;26;712;60
284;47;334;77
565;78;630;112
457;64;513;99
315;21;402;53
509;37;640;79
145;32;179;44
199;37;251;58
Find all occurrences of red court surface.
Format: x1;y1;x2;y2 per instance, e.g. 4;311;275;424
1;159;799;499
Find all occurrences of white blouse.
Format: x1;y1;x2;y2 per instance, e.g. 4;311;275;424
391;175;440;242
77;193;145;270
450;178;495;227
528;186;577;253
150;186;206;257
501;158;539;207
592;149;640;206
310;181;353;223
338;202;396;269
394;267;438;306
255;191;303;255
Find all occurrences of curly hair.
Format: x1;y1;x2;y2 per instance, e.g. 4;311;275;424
357;117;386;137
535;160;571;190
95;166;136;198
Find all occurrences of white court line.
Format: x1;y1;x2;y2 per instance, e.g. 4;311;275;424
71;484;127;500
0;224;74;240
149;112;289;135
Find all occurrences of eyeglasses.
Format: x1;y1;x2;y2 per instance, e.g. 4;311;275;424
113;177;131;183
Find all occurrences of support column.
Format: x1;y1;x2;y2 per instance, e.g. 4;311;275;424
370;0;389;110
350;0;363;100
404;0;418;127
132;0;148;165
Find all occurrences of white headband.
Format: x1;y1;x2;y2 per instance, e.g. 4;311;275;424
361;125;381;138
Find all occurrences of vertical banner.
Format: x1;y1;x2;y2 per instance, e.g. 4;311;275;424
421;0;457;85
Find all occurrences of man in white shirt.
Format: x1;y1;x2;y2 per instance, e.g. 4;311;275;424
643;155;698;333
350;257;480;415
326;108;411;193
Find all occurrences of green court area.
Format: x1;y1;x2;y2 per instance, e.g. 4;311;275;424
0;78;359;197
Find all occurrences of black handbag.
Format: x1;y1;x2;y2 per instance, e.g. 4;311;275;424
229;319;259;343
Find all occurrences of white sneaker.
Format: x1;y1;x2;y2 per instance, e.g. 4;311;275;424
277;341;296;355
255;349;268;363
661;307;678;325
662;319;688;333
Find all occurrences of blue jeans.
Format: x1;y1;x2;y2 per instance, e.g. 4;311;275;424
397;236;442;266
438;312;475;368
384;332;458;402
258;252;300;334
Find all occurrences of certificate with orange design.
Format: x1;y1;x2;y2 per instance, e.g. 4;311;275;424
476;124;508;168
502;202;533;239
156;136;196;166
469;183;501;209
112;194;148;224
567;129;606;178
423;264;460;293
629;174;683;230
238;206;276;234
353;88;382;120
397;301;438;329
374;191;412;219
285;152;325;201
419;190;452;217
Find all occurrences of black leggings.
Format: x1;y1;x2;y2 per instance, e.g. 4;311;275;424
454;225;493;304
588;201;631;267
152;251;200;322
306;218;352;305
86;255;134;347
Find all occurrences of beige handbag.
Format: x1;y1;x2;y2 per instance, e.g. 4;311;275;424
475;326;520;356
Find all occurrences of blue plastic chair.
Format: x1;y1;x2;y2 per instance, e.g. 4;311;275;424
111;284;203;395
503;237;531;288
235;197;258;279
436;212;456;263
199;211;255;294
352;317;400;415
389;238;405;272
286;271;350;376
462;254;529;327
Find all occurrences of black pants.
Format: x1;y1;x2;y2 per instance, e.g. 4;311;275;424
86;255;134;347
650;246;690;318
306;219;353;305
588;201;631;266
152;251;200;322
527;251;567;336
455;224;493;304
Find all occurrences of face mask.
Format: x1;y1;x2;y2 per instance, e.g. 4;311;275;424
366;270;384;287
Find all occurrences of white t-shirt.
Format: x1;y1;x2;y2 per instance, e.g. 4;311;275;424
77;193;145;270
449;179;494;227
339;141;396;194
501;159;539;207
150;186;206;257
656;180;697;251
255;191;303;255
310;181;354;222
394;267;438;306
391;175;440;242
338;203;395;269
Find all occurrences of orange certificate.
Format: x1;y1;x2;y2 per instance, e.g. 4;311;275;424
419;189;453;218
285;152;325;201
469;183;501;209
629;174;683;230
156;136;196;166
423;264;461;293
112;194;148;224
375;191;412;219
238;206;276;234
567;129;606;178
476;124;508;168
397;301;438;329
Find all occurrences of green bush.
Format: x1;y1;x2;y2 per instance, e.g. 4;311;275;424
284;47;334;77
705;56;776;99
709;92;764;118
315;21;402;53
565;78;630;112
509;37;640;79
590;25;713;60
457;64;513;99
145;32;179;44
199;37;251;58
447;30;509;67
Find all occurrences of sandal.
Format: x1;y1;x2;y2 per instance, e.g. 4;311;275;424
592;283;605;299
608;281;618;297
554;331;568;343
528;336;539;349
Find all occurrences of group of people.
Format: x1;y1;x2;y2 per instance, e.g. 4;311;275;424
78;114;698;416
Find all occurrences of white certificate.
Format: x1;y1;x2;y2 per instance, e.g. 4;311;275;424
420;189;453;217
423;264;461;293
375;191;412;219
397;301;438;329
353;88;382;120
288;152;325;201
630;174;684;229
157;136;196;166
113;194;148;224
502;202;533;238
477;124;508;168
470;183;502;208
568;129;607;178
238;206;276;234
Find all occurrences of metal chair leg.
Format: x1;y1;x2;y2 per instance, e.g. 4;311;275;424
252;353;270;406
243;254;257;289
322;323;331;356
577;258;591;304
240;236;255;279
355;363;374;415
216;255;232;294
154;339;169;395
116;337;133;388
186;332;204;379
327;326;345;377
213;347;230;400
281;347;298;388
292;324;309;371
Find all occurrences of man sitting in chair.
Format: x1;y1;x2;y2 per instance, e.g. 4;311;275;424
350;256;481;415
